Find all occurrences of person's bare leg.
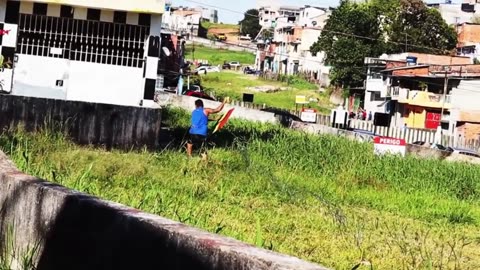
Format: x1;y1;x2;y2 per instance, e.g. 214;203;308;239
187;143;193;157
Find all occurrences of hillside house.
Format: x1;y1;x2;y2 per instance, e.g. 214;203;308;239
427;1;480;25
456;23;480;61
0;0;165;107
363;53;480;139
255;4;331;85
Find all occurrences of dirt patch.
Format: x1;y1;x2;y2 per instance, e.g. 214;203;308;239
246;85;290;93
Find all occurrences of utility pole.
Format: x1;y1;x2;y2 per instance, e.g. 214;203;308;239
440;65;451;143
405;33;407;52
440;66;450;120
191;25;195;62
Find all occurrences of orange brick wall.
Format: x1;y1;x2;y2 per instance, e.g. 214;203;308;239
458;122;480;141
409;53;471;65
457;24;480;46
392;67;429;76
459;111;480;122
293;27;303;41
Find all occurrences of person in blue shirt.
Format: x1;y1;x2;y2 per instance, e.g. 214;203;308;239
187;98;226;159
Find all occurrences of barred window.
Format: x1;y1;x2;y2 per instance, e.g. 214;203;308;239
16;13;150;68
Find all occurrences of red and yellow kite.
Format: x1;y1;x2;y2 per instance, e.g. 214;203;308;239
213;108;235;134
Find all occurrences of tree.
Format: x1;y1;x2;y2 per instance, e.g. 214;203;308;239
239;9;261;38
310;0;457;88
387;0;457;54
311;1;387;88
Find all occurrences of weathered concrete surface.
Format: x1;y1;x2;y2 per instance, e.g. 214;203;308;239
0;151;330;270
0;94;162;150
290;121;374;143
406;144;450;160
156;92;280;124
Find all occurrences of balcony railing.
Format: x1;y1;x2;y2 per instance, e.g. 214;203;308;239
390;86;408;100
397;90;452;109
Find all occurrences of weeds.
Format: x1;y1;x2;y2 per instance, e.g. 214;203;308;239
1;108;480;269
0;225;39;270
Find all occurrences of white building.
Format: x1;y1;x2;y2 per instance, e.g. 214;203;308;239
298;27;330;87
427;1;480;25
200;7;218;23
0;0;165;107
256;4;331;85
298;6;329;28
363;58;390;116
162;7;202;36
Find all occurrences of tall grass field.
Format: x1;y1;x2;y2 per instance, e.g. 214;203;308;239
185;45;255;65
1;108;480;269
202;72;332;113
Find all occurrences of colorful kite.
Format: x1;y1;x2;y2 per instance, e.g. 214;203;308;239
213;108;235;134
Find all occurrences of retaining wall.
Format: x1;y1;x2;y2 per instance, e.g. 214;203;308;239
187;37;257;53
0;95;162;150
0;151;329;270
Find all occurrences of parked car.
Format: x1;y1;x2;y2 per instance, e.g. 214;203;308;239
195;66;220;75
215;33;227;41
196;63;210;68
229;61;241;68
182;85;215;101
412;141;450;151
222;62;231;69
447;147;480;158
185;90;215;101
243;66;257;75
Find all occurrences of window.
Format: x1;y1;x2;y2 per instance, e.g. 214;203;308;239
370;92;383;101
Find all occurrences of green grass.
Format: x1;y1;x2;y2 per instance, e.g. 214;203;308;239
202;72;332;113
201;21;239;30
3;110;480;269
183;45;332;112
0;225;38;270
185;45;255;65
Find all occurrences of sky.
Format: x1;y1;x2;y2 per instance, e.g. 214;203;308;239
172;0;456;24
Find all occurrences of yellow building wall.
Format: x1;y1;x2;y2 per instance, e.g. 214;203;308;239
20;0;165;14
404;105;426;129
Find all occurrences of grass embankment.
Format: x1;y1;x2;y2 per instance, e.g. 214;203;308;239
185;45;255;65
3;109;480;269
201;22;239;30
184;45;333;112
202;72;332;113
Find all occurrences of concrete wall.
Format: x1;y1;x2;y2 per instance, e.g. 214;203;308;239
0;151;329;270
0;95;162;150
66;61;144;107
156;92;280;124
14;54;144;107
13;55;69;99
187;37;256;53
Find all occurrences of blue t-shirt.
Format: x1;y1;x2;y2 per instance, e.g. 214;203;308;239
189;108;208;136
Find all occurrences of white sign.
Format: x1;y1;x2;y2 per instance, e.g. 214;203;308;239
374;136;406;157
301;110;317;123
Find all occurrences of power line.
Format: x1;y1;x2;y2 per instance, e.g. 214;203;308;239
178;0;451;54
